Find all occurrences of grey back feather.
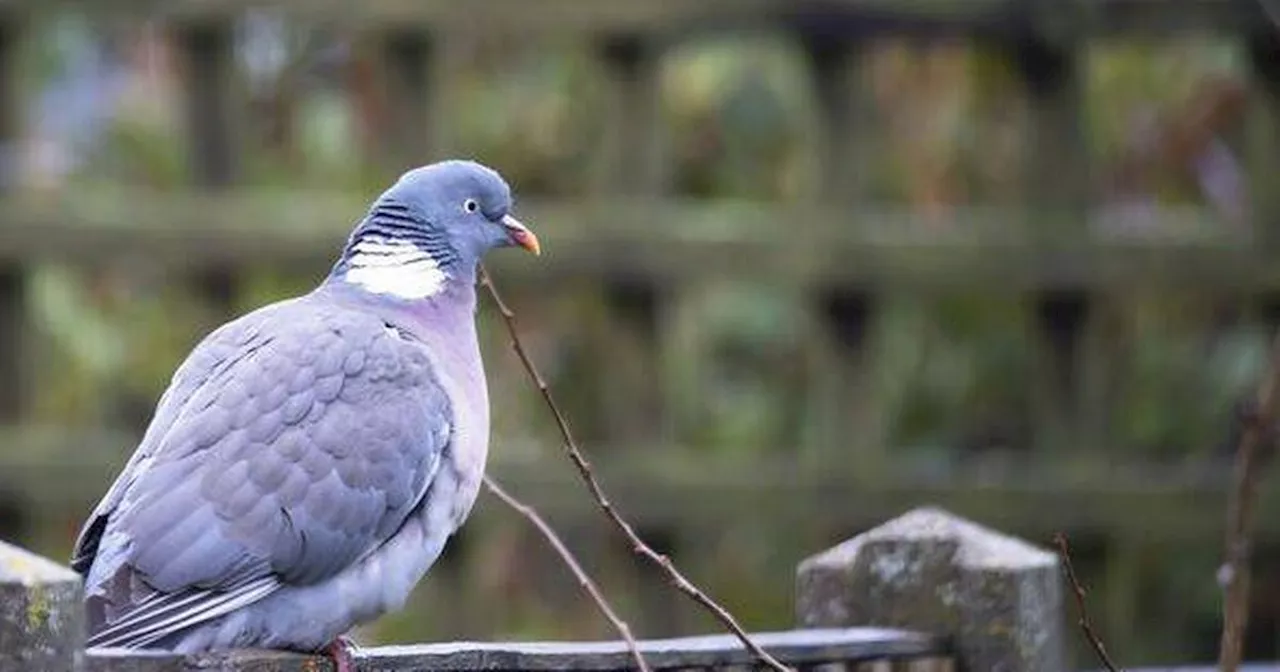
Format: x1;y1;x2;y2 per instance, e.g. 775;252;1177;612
76;295;453;649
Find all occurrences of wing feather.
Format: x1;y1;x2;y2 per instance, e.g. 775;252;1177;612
77;298;451;648
88;577;278;649
72;309;274;574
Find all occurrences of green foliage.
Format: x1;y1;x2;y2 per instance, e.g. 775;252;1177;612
873;294;1036;454
664;36;815;199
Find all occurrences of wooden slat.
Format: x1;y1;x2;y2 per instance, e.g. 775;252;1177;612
0;0;1010;32
1247;28;1280;248
592;32;668;195
1103;534;1142;656
801;29;881;469
1115;667;1280;672
375;27;436;173
802;33;870;205
174;17;242;315
1;430;1275;543
0;12;22;422
1013;36;1087;242
84;627;948;671
0;268;21;421
0;190;1272;290
175;19;239;188
590;30;671;445
1009;29;1094;455
22;0;1278;37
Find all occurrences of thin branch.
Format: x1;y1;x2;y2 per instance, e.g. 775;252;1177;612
1218;332;1280;672
483;475;651;672
1053;533;1122;672
478;265;793;672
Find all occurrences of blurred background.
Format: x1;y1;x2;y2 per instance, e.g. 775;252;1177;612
0;1;1279;668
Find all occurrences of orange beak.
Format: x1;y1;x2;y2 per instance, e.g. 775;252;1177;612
502;214;541;256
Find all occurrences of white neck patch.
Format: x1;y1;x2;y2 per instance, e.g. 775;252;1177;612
342;237;448;300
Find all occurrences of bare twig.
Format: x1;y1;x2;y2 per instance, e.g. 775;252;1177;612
478;265;792;672
1218;332;1280;672
1053;533;1122;672
483;475;651;672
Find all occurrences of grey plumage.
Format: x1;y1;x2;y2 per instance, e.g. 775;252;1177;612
72;160;540;653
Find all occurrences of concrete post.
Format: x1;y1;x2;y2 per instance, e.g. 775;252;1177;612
796;506;1065;672
0;539;84;671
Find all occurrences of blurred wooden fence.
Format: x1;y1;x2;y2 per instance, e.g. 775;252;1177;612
1;505;1267;671
0;0;1279;663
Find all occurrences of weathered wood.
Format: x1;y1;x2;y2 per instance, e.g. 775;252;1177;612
809;289;880;472
0;192;1270;290
0;12;19;190
591;31;671;442
799;29;882;470
23;0;1004;33
800;32;870;204
175;19;239;189
2;433;1273;545
1013;36;1087;241
10;0;1278;37
85;649;312;672
595;279;667;443
1247;29;1280;248
174;18;242;316
1031;288;1091;451
1008;30;1094;455
796;507;1065;672
0;13;22;423
82;647;1280;665
85;628;948;671
0;268;22;423
375;28;436;172
1103;535;1142;660
0;539;84;672
593;33;667;195
655;279;714;441
1119;667;1280;672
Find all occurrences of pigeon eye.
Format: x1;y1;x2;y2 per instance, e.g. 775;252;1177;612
463;199;479;214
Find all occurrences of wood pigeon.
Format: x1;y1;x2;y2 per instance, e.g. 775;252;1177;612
70;160;541;668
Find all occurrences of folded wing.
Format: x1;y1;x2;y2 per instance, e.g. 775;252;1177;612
77;301;451;649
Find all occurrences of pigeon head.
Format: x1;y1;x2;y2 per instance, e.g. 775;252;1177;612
331;160;539;300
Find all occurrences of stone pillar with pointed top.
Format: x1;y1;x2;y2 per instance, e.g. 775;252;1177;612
796;507;1066;672
0;539;84;671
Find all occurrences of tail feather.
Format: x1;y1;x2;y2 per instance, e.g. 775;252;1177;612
87;576;278;649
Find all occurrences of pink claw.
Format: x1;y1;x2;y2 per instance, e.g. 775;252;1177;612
324;636;360;672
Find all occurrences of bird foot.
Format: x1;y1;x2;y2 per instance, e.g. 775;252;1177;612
324;636;361;672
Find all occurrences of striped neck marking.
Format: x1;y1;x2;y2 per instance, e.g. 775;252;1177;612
343;237;448;300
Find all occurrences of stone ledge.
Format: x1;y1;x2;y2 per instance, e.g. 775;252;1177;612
85;627;949;671
0;539;85;672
